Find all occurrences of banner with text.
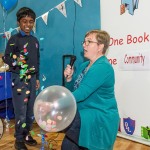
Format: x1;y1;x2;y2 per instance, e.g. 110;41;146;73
101;0;150;145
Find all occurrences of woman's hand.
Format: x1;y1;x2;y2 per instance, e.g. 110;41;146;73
64;64;74;82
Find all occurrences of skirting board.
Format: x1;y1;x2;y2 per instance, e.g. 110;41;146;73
117;132;150;146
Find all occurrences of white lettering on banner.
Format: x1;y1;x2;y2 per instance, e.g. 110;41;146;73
125;122;131;133
124;53;145;66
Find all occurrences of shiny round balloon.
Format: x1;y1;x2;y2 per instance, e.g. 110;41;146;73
0;119;3;139
34;85;77;132
1;0;18;11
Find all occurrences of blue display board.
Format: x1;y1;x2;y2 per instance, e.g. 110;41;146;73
0;72;12;101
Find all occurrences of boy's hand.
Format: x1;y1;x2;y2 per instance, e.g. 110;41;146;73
36;80;40;90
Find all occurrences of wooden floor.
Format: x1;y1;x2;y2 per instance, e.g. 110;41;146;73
0;119;150;150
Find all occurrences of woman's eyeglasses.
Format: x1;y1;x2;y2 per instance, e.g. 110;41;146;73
81;40;99;46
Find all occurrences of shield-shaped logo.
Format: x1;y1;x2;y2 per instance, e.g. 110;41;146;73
118;118;121;132
123;117;135;135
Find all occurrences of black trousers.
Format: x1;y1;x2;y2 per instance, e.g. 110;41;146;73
11;73;36;140
61;110;88;150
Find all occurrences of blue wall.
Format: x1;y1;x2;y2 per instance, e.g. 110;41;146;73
0;0;100;90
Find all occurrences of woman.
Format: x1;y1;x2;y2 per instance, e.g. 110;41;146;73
62;30;120;150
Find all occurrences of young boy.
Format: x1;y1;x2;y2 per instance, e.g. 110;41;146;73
3;7;40;150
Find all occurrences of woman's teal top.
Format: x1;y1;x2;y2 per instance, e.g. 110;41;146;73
66;56;119;150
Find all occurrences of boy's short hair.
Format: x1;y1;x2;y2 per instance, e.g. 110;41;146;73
16;7;36;22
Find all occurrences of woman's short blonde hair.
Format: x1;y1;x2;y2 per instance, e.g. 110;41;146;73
85;30;110;54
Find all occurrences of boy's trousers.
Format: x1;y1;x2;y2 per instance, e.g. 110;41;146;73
11;72;36;141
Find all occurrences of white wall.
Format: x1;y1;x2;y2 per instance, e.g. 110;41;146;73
100;0;150;145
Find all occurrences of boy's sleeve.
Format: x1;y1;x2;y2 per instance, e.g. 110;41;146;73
3;37;19;67
36;40;40;80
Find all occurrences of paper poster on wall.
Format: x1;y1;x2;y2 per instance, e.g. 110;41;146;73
118;50;150;70
101;0;150;145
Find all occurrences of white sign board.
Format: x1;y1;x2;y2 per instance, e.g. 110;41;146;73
101;0;150;145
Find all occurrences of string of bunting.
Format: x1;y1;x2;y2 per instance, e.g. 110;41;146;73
0;0;83;39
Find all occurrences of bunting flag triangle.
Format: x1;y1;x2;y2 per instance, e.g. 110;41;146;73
8;28;14;33
5;31;11;40
15;27;20;33
32;21;36;33
41;12;49;25
0;0;84;35
74;0;82;7
56;2;67;18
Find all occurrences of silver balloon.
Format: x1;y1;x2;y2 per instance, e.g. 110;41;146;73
0;119;3;139
34;85;77;132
